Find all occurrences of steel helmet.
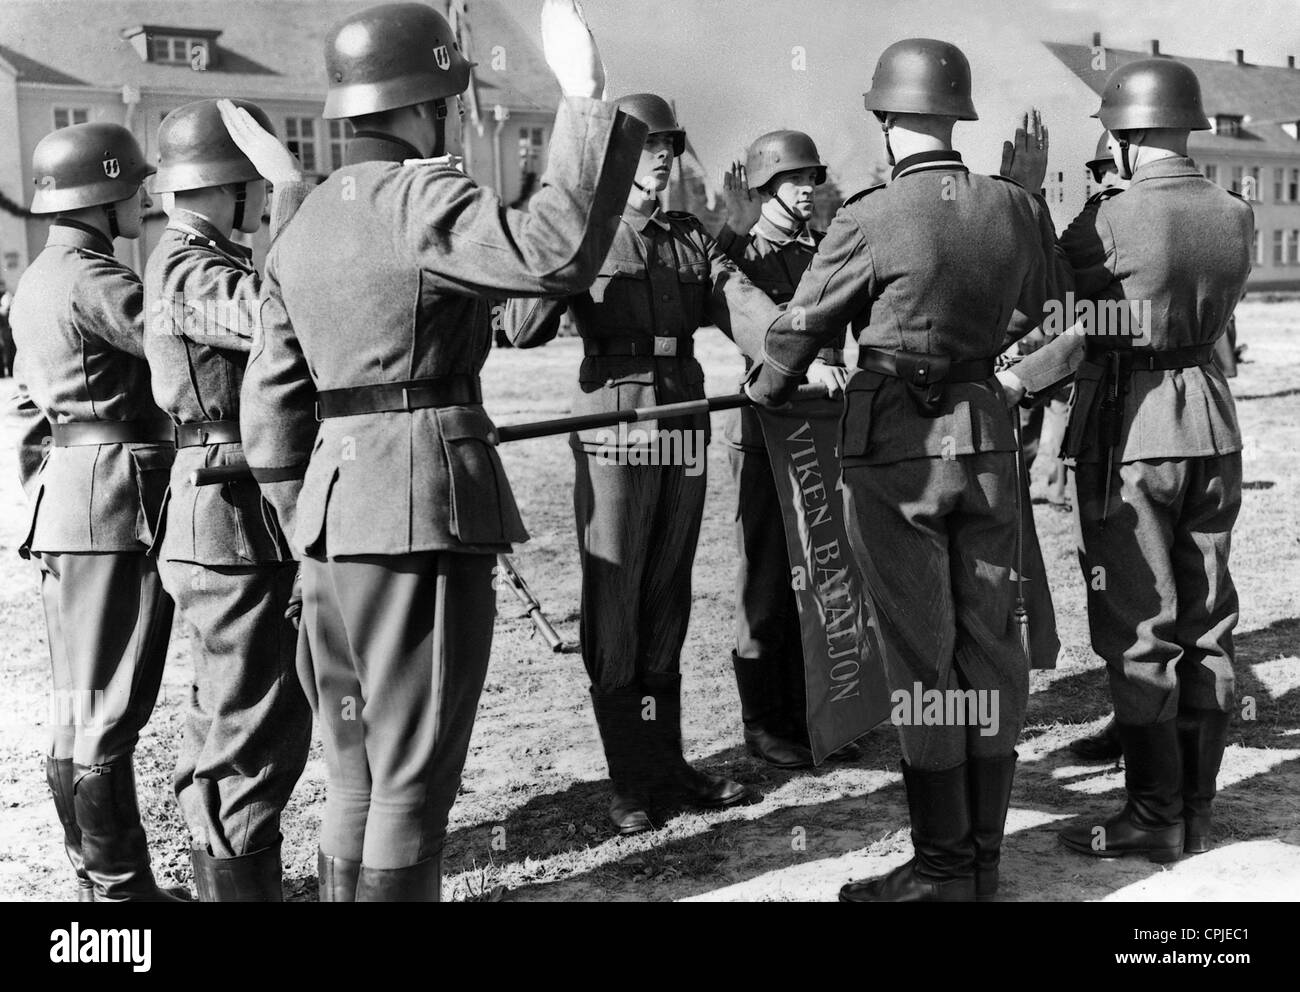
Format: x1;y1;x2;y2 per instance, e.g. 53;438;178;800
863;39;978;120
1093;58;1211;131
745;130;827;191
30;122;154;214
1086;132;1114;172
323;2;474;120
153;99;275;194
614;94;685;156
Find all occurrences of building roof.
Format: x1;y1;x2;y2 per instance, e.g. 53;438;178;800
0;0;558;108
1047;40;1300;157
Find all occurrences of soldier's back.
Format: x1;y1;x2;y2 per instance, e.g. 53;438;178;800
850;170;1049;361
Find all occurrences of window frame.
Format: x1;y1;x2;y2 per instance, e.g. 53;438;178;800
284;116;319;173
52;106;90;130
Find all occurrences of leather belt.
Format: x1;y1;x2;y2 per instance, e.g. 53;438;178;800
584;336;693;359
857;347;995;384
50;420;175;447
1085;342;1216;371
817;348;846;365
174;420;241;448
315;375;482;419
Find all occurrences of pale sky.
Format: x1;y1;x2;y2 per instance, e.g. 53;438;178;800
506;0;1300;193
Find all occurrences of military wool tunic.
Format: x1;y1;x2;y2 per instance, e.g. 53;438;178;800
503;203;781;450
13;223;173;555
1014;156;1253;463
240;97;647;558
144;187;308;565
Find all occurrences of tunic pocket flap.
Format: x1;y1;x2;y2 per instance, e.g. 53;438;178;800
436;407;498;444
840;371;886;459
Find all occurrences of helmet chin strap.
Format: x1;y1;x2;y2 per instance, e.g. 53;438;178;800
770;190;809;232
232;184;247;230
876;112;896;166
1117;133;1134;180
431;98;448;157
103;203;120;240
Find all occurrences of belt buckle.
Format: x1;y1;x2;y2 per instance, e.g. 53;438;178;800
653;336;678;357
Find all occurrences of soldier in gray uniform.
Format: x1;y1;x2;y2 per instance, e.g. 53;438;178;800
12;122;188;902
145;98;313;900
746;40;1068;902
504;95;795;835
239;1;646;901
1003;59;1252;862
714;131;853;768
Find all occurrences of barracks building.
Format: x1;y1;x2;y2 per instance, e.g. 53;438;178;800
1048;33;1300;290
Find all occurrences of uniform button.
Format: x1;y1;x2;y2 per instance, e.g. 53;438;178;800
662;294;671;301
606;378;616;387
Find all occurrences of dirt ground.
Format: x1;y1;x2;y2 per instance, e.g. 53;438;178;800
1;302;1296;902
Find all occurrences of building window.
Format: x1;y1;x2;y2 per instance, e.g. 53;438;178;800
1255;229;1264;266
148;35;210;67
1275;168;1286;202
52;107;89;130
1230;166;1245;195
1290;230;1300;265
1273;230;1285;266
1214;115;1244;137
326;120;354;172
1290;169;1300;202
284;117;317;173
518;126;546;172
1204;163;1218;185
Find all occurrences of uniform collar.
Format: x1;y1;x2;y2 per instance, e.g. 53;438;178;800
166;208;253;261
750;211;817;249
46;219;114;255
1130;155;1203;184
622;201;671;233
345;131;425;165
891;149;967;180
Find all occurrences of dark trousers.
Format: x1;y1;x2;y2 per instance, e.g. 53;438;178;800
728;446;801;664
39;551;174;766
1075;455;1240;725
300;552;496;869
842;453;1028;770
159;559;311;859
572;447;706;689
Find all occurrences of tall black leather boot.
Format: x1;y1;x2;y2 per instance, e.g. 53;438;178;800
590;686;655;834
732;653;813;769
46;756;95;902
191;837;284;902
840;761;976;902
968;753;1018;900
1178;709;1230;855
73;756;192;902
318;849;362;902
355;856;441;902
1069;715;1122;762
643;672;751;809
1060;719;1184;863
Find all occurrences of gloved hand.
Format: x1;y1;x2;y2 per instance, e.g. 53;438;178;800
284;568;303;630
